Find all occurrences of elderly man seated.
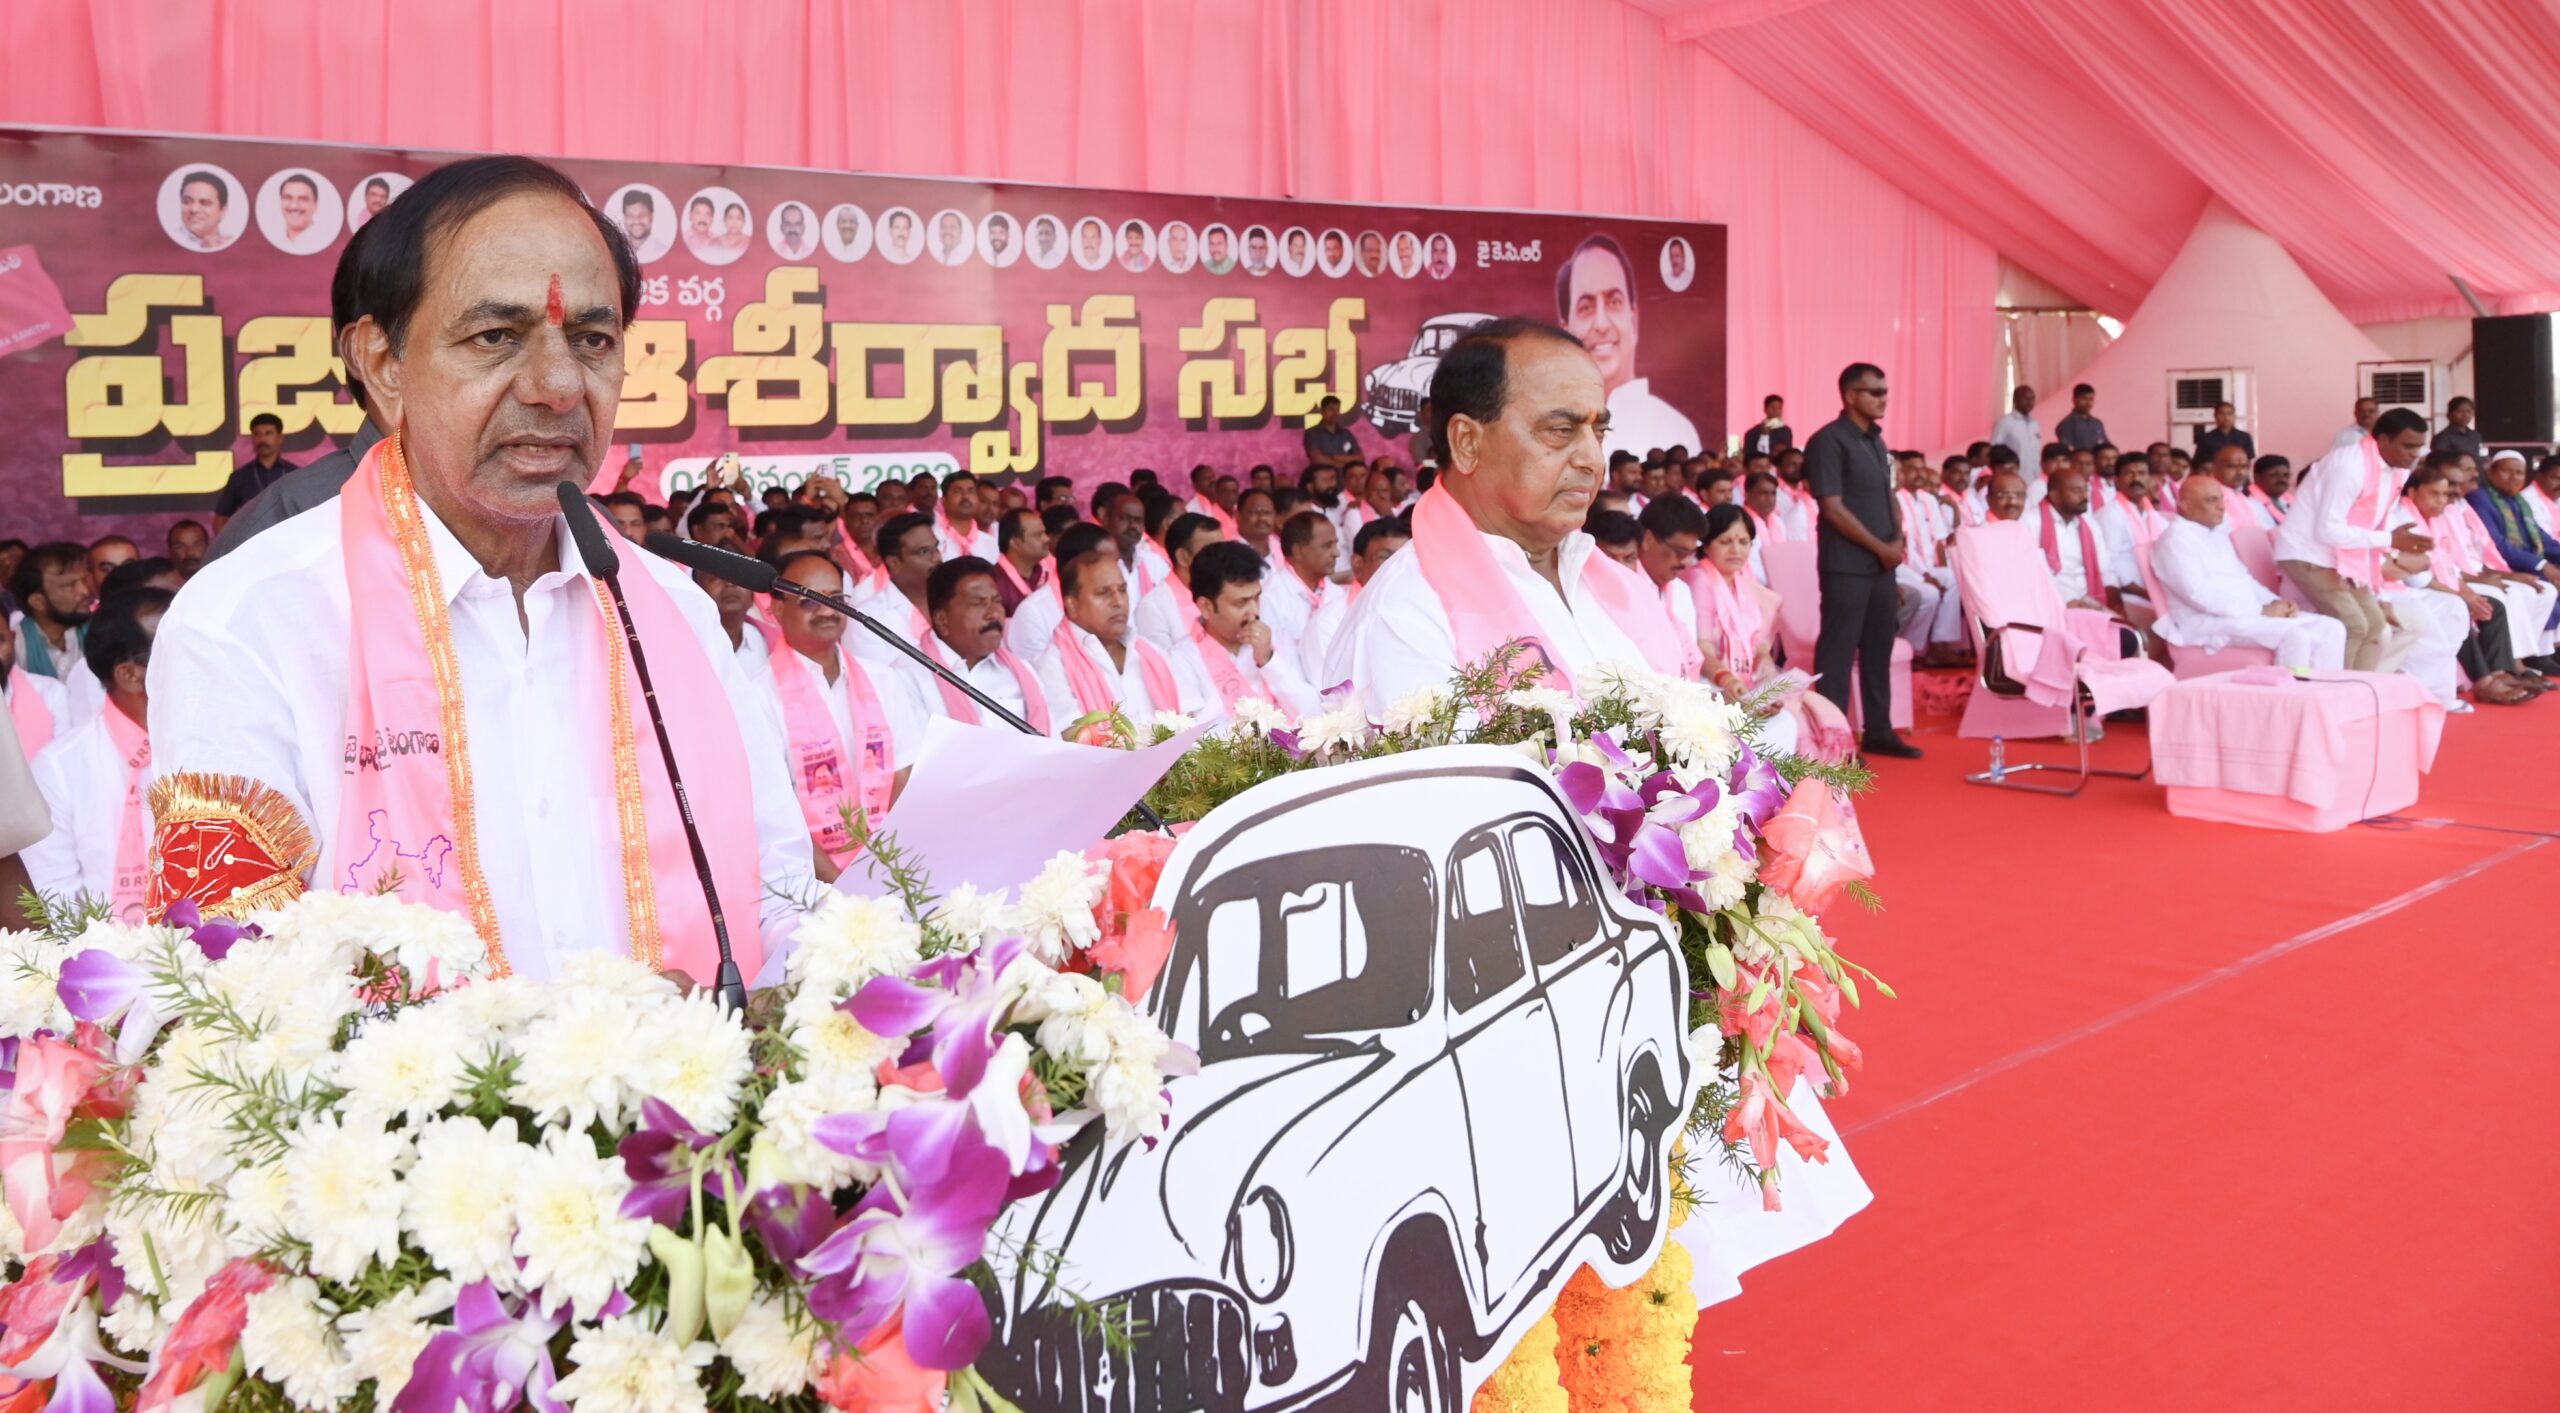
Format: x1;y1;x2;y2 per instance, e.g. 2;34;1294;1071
2036;466;2144;620
1986;470;2030;523
2152;473;2346;669
1035;541;1200;727
2465;449;2560;673
902;556;1061;736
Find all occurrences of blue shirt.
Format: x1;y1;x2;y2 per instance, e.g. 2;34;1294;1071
2468;485;2560;572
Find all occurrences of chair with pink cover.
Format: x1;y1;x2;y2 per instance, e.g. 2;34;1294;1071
1759;539;1913;732
2125;517;2277;680
1950;520;2175;796
2227;520;2282;592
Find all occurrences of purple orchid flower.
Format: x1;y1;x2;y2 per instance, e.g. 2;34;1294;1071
56;952;173;1066
1727;745;1789;834
616;1098;743;1228
798;1125;1011;1371
390;1281;570;1413
1558;737;1726;911
743;1183;838;1268
844;938;1024;1101
0;1296;144;1413
161;900;253;963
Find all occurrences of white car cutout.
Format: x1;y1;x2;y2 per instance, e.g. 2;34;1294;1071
980;746;1692;1413
1360;313;1494;435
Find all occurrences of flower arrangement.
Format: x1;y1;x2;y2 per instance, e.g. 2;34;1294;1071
0;837;1190;1413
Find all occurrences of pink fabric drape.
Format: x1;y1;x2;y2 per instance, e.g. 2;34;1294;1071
1659;0;2560;323
0;0;1999;450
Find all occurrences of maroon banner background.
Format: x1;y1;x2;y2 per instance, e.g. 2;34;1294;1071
0;127;1724;542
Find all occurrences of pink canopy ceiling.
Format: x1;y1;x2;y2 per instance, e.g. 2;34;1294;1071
1635;0;2560;323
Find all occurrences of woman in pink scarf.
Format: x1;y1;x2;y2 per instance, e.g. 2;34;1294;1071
1689;504;1853;760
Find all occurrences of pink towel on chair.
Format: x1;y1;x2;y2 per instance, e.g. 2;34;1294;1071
1957;521;2172;717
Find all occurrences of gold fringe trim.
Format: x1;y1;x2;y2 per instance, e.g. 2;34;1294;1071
147;771;318;922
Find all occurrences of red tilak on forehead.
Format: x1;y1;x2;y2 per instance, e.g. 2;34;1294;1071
544;274;565;326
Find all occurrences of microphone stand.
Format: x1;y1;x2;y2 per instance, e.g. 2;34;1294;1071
559;486;749;1012
648;533;1170;833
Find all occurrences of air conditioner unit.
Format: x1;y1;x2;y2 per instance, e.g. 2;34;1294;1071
2167;368;2250;430
2359;361;2440;424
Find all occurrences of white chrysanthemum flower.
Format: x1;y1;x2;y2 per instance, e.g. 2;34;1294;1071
1028;971;1117;1068
439;975;545;1042
1381;683;1452;736
927;883;1008;946
1225;695;1291;739
631;991;754;1133
1582;659;1646;700
1503;684;1580;747
223;1160;295;1251
1087;1054;1173;1145
104;1197;227;1324
1656;694;1746;772
241;1277;360;1411
753;1080;871;1190
1150;709;1197;736
553;950;681;1005
510;989;655;1132
718;1295;822;1400
0;932;75;1038
786;894;925;995
99;1293;164;1355
551;1314;715;1413
1005;852;1108;965
511;1132;653;1321
783;999;900;1092
62;919;172;964
253;890;489;987
203;938;362;1049
1697;845;1754;914
279;1112;409;1283
337;1279;456;1405
403;1116;532;1288
336;1002;483;1127
1295;702;1373;757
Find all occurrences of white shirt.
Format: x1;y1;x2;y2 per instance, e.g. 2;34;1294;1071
2333;423;2373;451
1032;621;1198;724
790;641;931;772
22;707;143;910
1659;575;1701;647
1003;582;1066;665
935;518;998;562
1259;561;1349;685
846;581;931;667
2092;501;2166;591
1130;578;1194;655
892;640;1061;738
1169;631;1322;726
1991;412;2045;486
149;494;818;978
1601;379;1700;464
2273;440;2397;568
2150;516;2278;642
1325;528;1652;716
1324;502;1367;576
2043;507;2128;602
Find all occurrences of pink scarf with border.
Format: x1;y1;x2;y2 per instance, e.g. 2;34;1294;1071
6;667;53;759
1188;621;1280;717
917;630;1051;735
338;440;759;986
1051;619;1179;719
1406;484;1686;692
756;621;895;865
1687;564;1764;671
2038;502;2105;601
2335;438;2398;587
101;701;149;922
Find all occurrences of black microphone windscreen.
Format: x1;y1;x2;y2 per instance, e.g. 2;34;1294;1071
648;531;779;593
556;480;622;578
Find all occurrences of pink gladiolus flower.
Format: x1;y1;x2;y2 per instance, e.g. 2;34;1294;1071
1756;778;1874;916
134;1260;273;1413
0;1034;113;1253
814;1315;945;1412
1722;1071;1833;1211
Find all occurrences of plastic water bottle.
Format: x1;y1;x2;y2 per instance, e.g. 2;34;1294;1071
1988;735;2007;781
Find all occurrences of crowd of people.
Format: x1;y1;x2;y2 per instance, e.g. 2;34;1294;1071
5;151;2558;960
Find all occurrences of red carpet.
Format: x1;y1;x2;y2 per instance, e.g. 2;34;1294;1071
1691;686;2560;1410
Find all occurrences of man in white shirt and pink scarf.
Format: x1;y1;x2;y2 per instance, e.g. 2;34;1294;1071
1327;317;1691;714
149;156;815;986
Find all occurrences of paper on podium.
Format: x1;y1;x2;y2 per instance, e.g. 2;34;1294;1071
836;716;1211;899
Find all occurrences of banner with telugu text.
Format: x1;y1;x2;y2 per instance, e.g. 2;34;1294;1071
0;126;1725;540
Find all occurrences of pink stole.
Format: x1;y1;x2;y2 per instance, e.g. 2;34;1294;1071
6;667;53;759
2334;438;2396;587
1689;565;1764;671
1745;506;1783;544
1188;622;1280;715
835;522;875;579
994;554;1036;601
756;622;895;864
1405;485;1686;692
101;701;150;922
1050;620;1178;719
2527;483;2558;532
917;632;1050;735
1896;489;1941;567
2037;502;2105;601
337;440;759;986
1190;495;1240;539
2252;486;2288;526
2455;501;2512;572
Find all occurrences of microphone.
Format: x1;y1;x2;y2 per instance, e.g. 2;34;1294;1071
649;533;1170;833
559;484;748;1014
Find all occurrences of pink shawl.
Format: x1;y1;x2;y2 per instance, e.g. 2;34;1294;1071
338;439;759;986
2037;502;2105;601
101;701;150;922
916;631;1051;735
2335;438;2398;587
1188;622;1281;716
1050;619;1180;720
757;621;896;866
6;667;53;759
1688;564;1764;671
1406;484;1686;691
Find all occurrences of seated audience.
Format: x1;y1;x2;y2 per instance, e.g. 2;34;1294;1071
1986;470;2030;522
1586;508;1642;568
1132;512;1225;652
1005;522;1111;664
1171;541;1321;724
1689;505;1842;758
1632;495;1707;676
849;512;941;663
1261;510;1350;678
905;556;1059;736
2252;455;2294;523
1893;452;1965;663
2151;473;2346;670
762;551;929;875
2468;450;2560;672
1036;543;1198;727
2388;462;2524;708
1350;515;1409;590
10;542;89;684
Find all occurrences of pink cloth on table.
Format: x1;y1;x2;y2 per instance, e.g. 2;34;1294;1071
2149;669;2442;809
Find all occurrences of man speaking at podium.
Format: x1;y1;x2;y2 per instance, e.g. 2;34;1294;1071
148;156;815;985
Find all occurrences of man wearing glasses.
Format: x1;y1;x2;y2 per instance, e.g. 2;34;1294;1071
1809;362;1922;758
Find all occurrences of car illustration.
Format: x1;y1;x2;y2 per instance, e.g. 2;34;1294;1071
1361;313;1494;435
978;746;1692;1413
